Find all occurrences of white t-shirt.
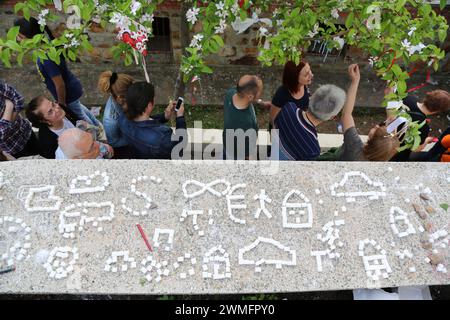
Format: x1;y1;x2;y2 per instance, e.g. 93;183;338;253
54;147;68;159
50;118;75;137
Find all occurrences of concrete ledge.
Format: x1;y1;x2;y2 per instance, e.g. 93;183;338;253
0;160;449;295
181;128;368;159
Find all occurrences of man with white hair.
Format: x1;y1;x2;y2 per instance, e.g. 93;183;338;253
272;83;346;160
55;128;113;159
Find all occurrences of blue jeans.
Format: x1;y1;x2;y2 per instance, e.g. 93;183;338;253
102;96;129;148
68;99;101;127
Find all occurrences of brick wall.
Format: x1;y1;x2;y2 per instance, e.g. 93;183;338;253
1;1;449;67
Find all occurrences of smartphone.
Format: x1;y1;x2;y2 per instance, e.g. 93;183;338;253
175;97;184;112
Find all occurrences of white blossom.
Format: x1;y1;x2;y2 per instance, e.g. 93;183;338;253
130;0;142;15
216;1;225;12
70;39;80;47
186;7;200;24
231;3;240;16
37;9;49;27
407;26;416;37
307;23;319;38
276;19;284;27
96;4;108;14
333;36;345;49
331;8;340;19
401;38;426;56
141;13;154;24
401;38;411;49
110;12;131;30
215;1;228;19
215;19;227;34
368;56;378;67
408;43;426;55
190;34;204;49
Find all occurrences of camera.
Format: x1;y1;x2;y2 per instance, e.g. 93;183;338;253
175;97;184;112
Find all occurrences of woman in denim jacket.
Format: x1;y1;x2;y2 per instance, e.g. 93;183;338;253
98;71;134;158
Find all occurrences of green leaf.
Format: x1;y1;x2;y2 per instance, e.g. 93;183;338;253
17;51;25;66
7;26;20;42
396;0;406;11
439;203;449;211
440;0;447;10
420;4;432;16
438;29;447;43
240;10;247;21
14;2;25;14
22;7;30;20
124;52;133;66
212;35;224;47
391;64;402;77
200;65;213;73
1;49;12;68
412;134;421;151
345;12;354;29
68;50;77;61
397;80;407;94
5;40;21;51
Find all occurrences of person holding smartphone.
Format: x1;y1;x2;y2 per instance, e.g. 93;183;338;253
118;82;187;159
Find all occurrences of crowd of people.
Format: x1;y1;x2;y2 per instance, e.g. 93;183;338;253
1;17;450;162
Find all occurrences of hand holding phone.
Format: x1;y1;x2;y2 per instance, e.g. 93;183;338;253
175;97;184;112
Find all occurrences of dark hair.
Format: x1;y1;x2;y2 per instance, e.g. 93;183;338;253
25;95;47;127
282;60;308;94
13;17;55;40
423;90;450;114
125;82;155;120
236;77;259;97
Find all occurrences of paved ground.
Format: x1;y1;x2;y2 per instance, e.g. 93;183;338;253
0;160;449;297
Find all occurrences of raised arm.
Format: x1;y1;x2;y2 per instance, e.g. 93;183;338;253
0;81;25;113
341;64;360;132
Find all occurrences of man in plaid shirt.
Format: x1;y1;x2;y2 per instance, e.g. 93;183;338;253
0;80;39;158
